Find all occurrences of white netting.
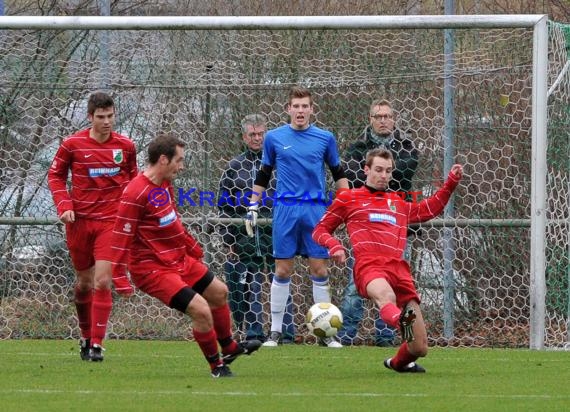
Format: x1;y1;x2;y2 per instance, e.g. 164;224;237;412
0;19;568;348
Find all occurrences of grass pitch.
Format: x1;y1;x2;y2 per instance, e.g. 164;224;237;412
0;340;569;411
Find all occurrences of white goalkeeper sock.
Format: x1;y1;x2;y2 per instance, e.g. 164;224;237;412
311;275;331;304
269;276;290;333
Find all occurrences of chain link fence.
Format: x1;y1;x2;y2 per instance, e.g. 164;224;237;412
0;17;568;348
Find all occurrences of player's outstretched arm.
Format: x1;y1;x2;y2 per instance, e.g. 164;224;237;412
409;164;463;224
312;198;347;264
450;164;463;179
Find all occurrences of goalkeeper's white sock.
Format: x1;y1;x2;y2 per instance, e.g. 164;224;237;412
269;276;290;333
311;275;331;304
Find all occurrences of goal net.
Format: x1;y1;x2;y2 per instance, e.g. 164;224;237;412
0;16;568;349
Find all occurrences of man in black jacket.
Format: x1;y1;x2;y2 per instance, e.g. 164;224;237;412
218;114;295;343
339;99;419;346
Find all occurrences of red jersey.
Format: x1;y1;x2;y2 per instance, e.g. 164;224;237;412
110;173;203;277
48;128;138;220
312;172;461;262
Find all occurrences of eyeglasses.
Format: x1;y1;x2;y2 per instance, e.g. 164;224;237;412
370;114;393;121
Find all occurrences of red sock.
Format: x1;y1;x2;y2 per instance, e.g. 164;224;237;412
91;288;112;346
379;302;401;329
74;286;92;339
193;328;223;370
391;342;418;370
211;304;238;355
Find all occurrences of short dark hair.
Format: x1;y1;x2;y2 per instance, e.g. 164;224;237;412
288;86;312;105
147;133;186;165
87;91;114;115
365;148;394;168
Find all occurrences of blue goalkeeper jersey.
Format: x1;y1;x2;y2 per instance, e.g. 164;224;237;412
261;124;341;200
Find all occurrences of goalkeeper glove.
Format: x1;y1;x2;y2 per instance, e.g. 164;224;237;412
244;204;259;238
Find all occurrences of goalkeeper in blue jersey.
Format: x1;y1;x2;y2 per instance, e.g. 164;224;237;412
246;86;349;348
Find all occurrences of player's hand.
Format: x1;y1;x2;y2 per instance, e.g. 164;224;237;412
112;271;134;297
244;204;259;237
329;248;346;265
113;278;134;297
185;233;204;260
450;164;463;179
59;210;75;224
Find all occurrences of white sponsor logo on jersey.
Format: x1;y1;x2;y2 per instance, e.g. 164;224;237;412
89;167;120;177
158;210;177;227
369;213;396;225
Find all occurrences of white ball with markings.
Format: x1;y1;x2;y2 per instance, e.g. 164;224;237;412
306;302;343;338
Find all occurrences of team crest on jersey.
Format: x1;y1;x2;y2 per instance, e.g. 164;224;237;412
387;199;397;212
112;149;124;164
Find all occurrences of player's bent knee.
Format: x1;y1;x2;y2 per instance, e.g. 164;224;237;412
75;281;92;293
183;294;212;325
275;259;295;277
94;278;112;290
211;288;228;306
205;278;228;306
75;272;94;289
274;270;293;279
189;303;211;323
218;280;229;297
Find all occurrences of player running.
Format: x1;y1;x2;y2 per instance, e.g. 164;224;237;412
48;91;138;361
312;148;463;372
110;133;261;378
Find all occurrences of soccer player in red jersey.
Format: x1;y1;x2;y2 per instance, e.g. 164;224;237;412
48;91;138;361
110;133;261;378
312;148;463;373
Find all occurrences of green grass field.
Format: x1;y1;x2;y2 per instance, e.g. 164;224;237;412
1;340;569;411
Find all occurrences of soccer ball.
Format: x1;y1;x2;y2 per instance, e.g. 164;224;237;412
306;302;343;338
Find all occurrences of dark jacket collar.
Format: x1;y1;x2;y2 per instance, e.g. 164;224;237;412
243;147;262;161
362;125;406;148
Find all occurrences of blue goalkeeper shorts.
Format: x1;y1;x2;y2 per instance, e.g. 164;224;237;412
271;200;329;259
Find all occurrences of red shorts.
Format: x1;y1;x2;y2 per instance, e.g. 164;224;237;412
130;256;209;307
354;256;420;308
65;218;114;271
